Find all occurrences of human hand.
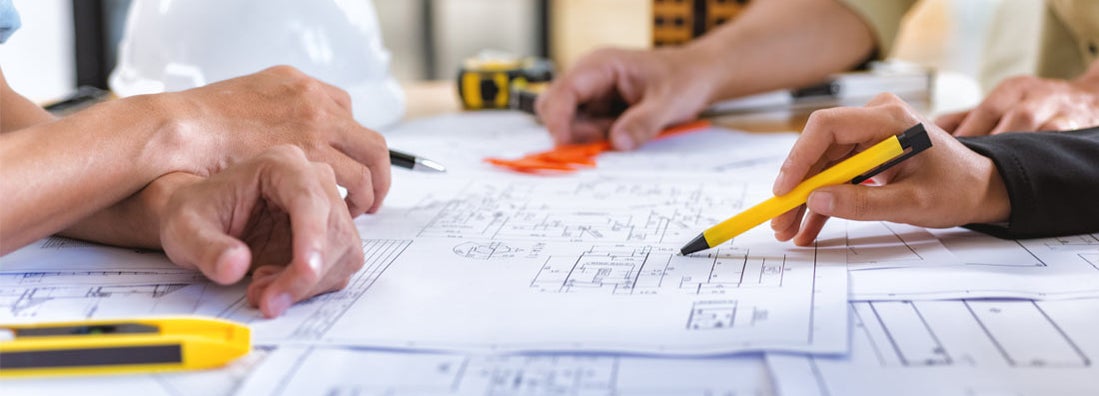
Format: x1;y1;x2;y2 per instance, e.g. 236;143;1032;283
936;74;1099;137
535;47;717;151
164;65;390;216
158;146;364;318
770;94;1011;246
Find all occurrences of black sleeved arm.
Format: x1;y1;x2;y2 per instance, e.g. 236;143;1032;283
958;127;1099;238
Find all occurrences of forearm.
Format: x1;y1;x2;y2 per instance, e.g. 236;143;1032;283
0;94;201;254
0;74;55;132
682;0;876;102
59;172;204;249
961;127;1099;238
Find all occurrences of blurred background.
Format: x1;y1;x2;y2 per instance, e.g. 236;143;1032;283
0;0;1043;104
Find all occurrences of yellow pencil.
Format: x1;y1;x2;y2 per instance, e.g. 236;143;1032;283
680;124;932;255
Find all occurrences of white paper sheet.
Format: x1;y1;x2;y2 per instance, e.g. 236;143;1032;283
768;298;1099;396
236;346;773;396
0;175;849;355
0;236;180;273
226;173;849;355
850;229;1099;300
843;221;962;270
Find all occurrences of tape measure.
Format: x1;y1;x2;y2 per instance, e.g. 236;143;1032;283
457;52;553;111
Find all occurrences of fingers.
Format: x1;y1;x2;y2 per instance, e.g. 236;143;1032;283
246;266;281;307
952;80;1025;137
254;159;338;318
988;99;1055;135
1039;115;1078;131
934;110;969;133
259;66;390;215
161;209;253;286
772;97;919;196
537;84;581;145
805;184;918;224
771;205;807;242
793;212;831;247
537;51;622;145
567;117;617;144
330;123;391;215
608;97;672;151
322;146;376;217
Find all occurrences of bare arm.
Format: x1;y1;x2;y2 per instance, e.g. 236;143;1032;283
0;69;56;132
688;0;877;100
0;68;189;253
537;0;878;149
0;65;391;255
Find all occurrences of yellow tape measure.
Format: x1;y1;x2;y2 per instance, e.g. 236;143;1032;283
457;52;553;110
0;316;250;377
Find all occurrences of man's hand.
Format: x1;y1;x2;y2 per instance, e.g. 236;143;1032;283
771;94;1011;246
535;48;718;151
158;146;364;318
167;65;391;216
937;71;1099;137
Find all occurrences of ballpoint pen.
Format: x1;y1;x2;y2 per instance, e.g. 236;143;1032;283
390;149;447;173
681;124;933;255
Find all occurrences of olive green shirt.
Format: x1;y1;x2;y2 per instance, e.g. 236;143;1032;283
842;0;1096;80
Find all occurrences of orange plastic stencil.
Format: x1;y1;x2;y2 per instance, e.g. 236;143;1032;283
485;120;711;174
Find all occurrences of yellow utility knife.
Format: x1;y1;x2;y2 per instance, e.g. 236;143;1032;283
0;316;250;377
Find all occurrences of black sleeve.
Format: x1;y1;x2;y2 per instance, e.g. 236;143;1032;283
958;127;1099;239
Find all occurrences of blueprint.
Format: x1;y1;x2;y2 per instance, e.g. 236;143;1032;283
237;346;773;396
0;174;851;355
768;298;1099;396
293;173;849;355
850;229;1099;300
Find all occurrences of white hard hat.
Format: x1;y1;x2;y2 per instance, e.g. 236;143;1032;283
109;0;405;129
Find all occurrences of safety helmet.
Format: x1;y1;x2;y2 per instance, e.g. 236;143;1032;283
109;0;404;129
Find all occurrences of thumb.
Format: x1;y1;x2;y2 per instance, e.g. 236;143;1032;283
162;218;252;285
608;97;672;151
806;184;915;223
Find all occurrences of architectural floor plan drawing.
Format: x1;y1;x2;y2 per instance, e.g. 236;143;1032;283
410;177;749;245
0;276;243;322
768;298;1099;396
236;346;773;396
224;239;412;342
308;173;849;355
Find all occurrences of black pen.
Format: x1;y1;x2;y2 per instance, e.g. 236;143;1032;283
390;149;447;173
